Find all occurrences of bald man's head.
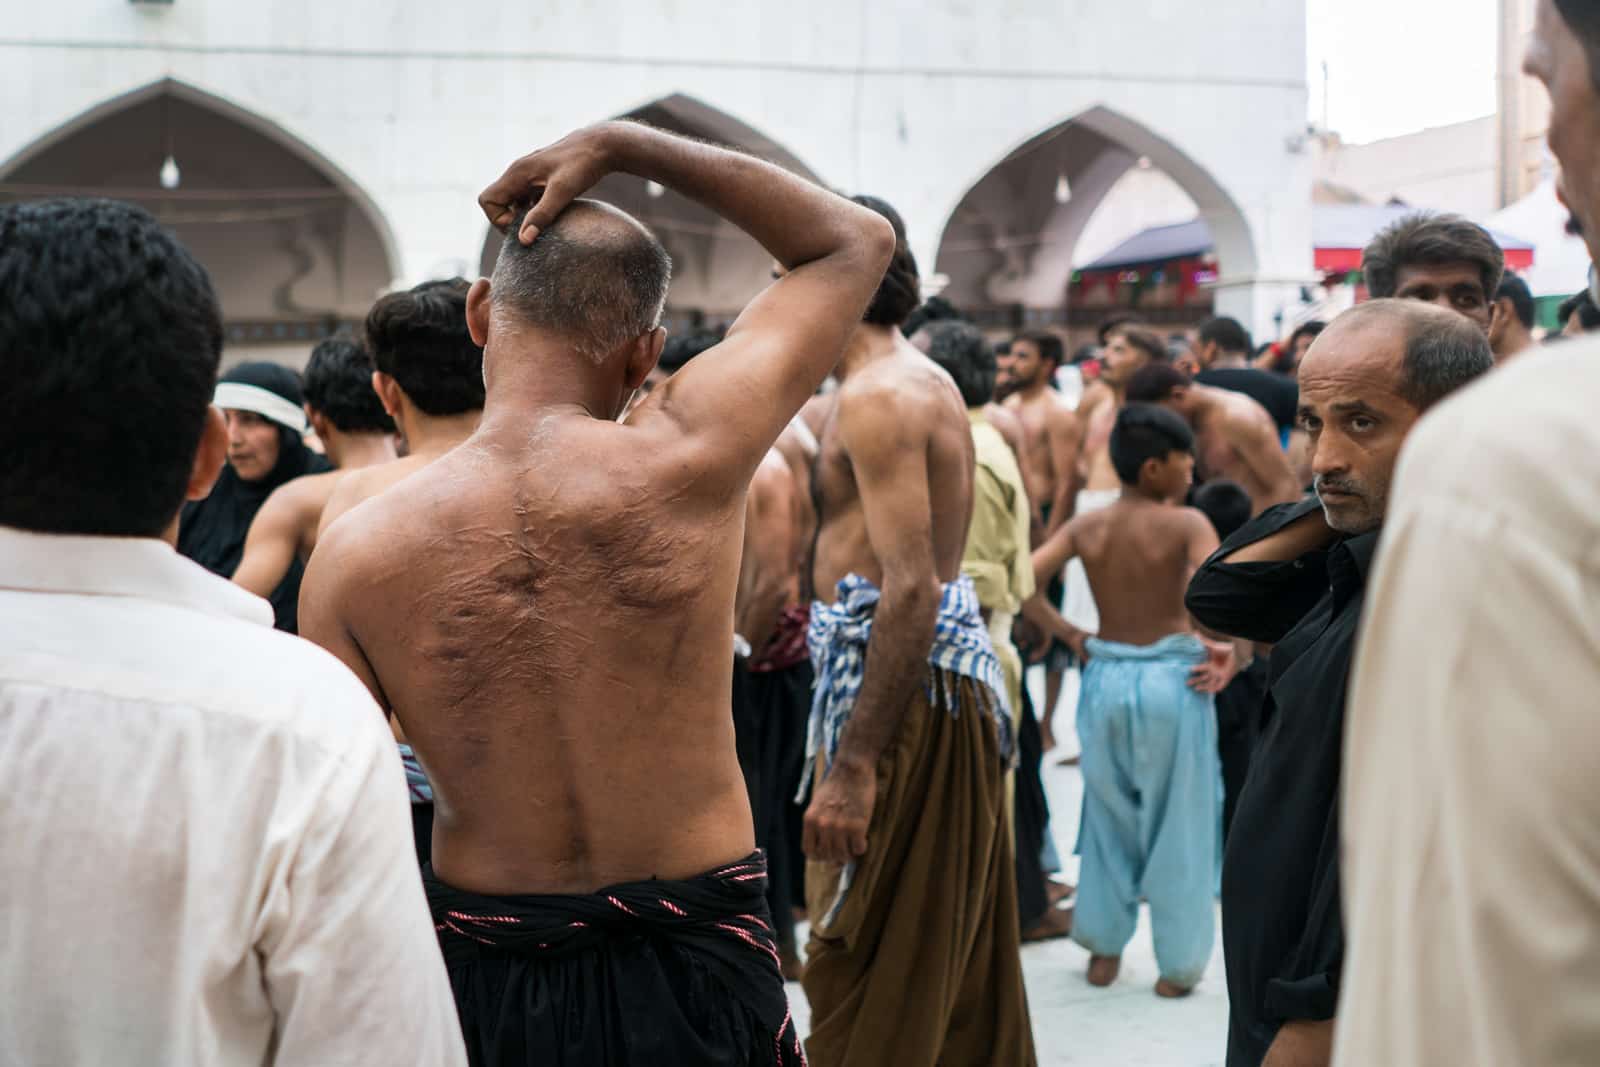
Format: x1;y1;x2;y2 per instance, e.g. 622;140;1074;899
490;199;672;363
1322;298;1494;413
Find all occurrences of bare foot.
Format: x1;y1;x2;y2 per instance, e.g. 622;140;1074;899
1154;978;1194;998
1046;879;1075;906
1021;904;1073;943
1087;954;1121;987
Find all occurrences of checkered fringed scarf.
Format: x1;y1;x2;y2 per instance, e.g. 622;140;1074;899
800;572;1013;805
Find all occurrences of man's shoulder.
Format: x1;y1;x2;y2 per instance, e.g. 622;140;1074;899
839;359;947;420
266;469;342;517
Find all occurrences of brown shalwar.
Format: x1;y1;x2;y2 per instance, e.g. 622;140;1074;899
802;673;1036;1067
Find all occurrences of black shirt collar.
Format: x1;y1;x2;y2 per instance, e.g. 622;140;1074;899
1328;529;1380;613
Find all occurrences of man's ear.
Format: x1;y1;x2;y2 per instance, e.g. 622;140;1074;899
467;278;492;347
305;405;330;443
1486;297;1507;343
186;406;228;502
371;371;403;419
623;326;668;391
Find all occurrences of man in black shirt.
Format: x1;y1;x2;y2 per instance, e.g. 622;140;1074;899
1192;316;1299;440
1186;299;1492;1067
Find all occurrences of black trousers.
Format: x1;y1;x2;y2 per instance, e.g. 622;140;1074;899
732;659;813;950
1014;685;1052;930
1214;657;1268;844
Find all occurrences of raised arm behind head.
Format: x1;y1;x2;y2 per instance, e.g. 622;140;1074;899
474;121;895;488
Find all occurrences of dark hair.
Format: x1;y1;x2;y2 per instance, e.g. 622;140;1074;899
658;329;723;374
491;198;672;362
1362;212;1505;304
902;296;965;338
922;321;996;407
303;336;395;434
1010;330;1065;367
852;195;921;327
1337;299;1494;411
1125;361;1193;405
1110;323;1168;364
365;278;486;415
1289;320;1326;348
0;199;222;537
1109;404;1194;486
1559;288;1600;331
1495;274;1536;330
1554;0;1600;94
1072;343;1100;365
1194;480;1253;540
1198;316;1253;356
1097;314;1137;346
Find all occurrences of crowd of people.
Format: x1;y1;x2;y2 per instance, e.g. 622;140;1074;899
3;4;1600;1066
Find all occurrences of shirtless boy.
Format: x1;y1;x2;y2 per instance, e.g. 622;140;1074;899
1032;404;1234;998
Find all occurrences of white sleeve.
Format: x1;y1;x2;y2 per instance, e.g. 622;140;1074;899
257;704;466;1066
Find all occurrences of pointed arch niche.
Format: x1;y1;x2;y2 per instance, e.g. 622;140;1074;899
1;79;400;361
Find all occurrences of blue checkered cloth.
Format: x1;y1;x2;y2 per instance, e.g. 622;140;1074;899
800;572;1013;803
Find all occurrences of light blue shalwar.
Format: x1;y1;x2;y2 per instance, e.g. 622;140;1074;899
1071;633;1221;987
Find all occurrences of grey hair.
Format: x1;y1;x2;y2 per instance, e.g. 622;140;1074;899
1341;299;1494;411
490;199;672;364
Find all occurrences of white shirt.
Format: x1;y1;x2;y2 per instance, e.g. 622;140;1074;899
1336;342;1600;1067
0;527;466;1067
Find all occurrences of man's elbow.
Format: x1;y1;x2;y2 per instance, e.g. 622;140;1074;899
850;210;896;275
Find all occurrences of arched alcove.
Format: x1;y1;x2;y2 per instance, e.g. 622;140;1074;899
0;78;400;364
933;106;1259;330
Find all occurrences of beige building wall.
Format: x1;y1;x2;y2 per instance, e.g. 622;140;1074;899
1500;0;1551;208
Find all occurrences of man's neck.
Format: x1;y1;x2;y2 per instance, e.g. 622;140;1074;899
1018;377;1056;403
835;323;901;381
1210;353;1249;370
326;431;399;471
400;410;482;458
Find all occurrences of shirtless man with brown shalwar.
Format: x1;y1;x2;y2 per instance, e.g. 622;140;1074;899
799;196;1035;1067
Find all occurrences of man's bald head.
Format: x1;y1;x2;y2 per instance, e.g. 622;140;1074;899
490;199;672;363
1320;298;1493;413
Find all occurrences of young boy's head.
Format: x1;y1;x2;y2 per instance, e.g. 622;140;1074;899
1194;479;1253;540
1110;404;1195;499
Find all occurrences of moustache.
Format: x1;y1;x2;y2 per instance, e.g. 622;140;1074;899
1315;477;1363;498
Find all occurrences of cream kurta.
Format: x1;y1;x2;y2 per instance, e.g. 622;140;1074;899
1336;342;1600;1067
0;527;466;1067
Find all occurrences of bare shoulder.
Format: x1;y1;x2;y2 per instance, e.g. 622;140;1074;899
1043;388;1083;430
835;358;950;448
1221;390;1276;435
1079;380;1115;416
750;447;794;499
1171;504;1218;538
799;392;836;438
271;468;341;518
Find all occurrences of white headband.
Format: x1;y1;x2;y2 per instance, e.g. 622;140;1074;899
213;382;308;434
